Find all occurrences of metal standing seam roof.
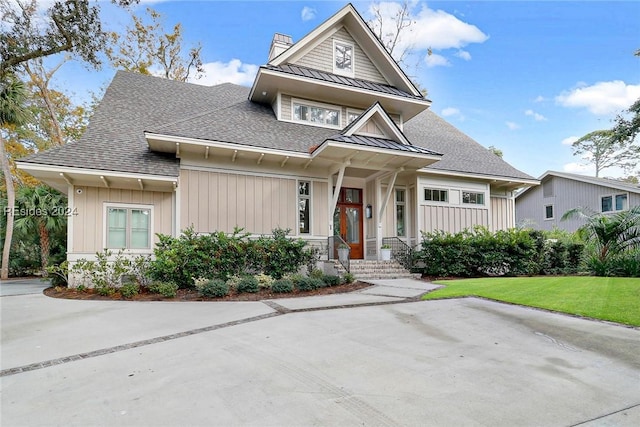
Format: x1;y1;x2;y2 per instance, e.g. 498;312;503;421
326;134;441;156
262;64;424;100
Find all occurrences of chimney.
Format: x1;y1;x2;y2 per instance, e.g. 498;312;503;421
268;33;293;61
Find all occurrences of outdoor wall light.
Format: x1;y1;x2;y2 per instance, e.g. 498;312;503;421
365;204;372;219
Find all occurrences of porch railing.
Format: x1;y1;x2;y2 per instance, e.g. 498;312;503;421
382;237;414;270
328;235;350;273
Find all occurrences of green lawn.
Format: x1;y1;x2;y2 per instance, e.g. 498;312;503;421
423;276;640;326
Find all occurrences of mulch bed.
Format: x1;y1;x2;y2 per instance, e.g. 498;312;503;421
44;281;372;302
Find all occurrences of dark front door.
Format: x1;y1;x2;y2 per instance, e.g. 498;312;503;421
333;188;364;259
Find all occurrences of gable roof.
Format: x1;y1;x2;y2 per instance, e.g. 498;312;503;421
516;170;640;198
342;101;410;144
19;71;535;185
268;3;422;97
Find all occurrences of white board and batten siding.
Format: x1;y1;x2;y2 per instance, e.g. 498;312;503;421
417;176;491;234
71;186;173;255
179;168;329;237
293;27;387;84
490;196;515;231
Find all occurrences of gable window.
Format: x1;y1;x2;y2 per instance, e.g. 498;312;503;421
462;191;485;205
334;40;354;76
346;109;362;125
293;101;340;127
424;188;448;202
544;204;554;220
299;181;311;234
396;189;406;237
106;205;152;250
601;193;628;213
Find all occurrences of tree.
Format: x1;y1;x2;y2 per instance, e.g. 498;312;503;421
611;49;640;145
1;0;138;75
488;145;503;158
14;185;67;275
0;72;28;279
367;1;415;66
105;7;204;82
562;206;640;274
571;129;639;177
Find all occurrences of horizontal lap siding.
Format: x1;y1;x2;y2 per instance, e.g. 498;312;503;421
180;169;297;235
420;205;489;234
73;187;173;253
294;28;387;84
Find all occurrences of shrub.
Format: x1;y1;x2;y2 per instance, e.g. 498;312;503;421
251;228;311;279
322;275;341;287
309;268;324;279
343;272;355;284
95;283;116;296
237;276;259;293
296;277;323;291
149;281;178;298
272;278;294;293
225;275;242;292
255;273;274;289
198;279;230;297
120;282;140;299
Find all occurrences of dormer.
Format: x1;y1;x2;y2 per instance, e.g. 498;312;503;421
250;4;430;124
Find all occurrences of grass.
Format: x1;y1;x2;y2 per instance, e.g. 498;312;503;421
422;276;640;327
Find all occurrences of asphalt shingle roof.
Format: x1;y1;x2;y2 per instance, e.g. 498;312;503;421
22;71;534;182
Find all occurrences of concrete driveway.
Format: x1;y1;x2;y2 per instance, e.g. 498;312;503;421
1;279;639;426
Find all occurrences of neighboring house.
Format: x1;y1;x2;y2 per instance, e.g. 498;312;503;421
17;4;537;268
515;170;640;232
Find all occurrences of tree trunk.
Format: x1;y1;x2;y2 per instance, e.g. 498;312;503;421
1;134;15;279
24;62;65;146
38;221;50;277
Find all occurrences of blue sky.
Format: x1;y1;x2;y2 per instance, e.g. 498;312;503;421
51;1;640;179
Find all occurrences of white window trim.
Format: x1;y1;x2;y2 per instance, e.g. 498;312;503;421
423;187;449;204
600;192;629;213
395;188;406;237
297;180;312;235
291;97;342;129
462;191;486;206
346;108;363;126
544;204;554;220
103;202;154;253
333;39;355;77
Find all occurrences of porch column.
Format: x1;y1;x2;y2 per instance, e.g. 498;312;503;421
377;168;400;256
328;161;349;235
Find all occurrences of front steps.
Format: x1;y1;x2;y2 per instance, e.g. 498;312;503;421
332;259;418;280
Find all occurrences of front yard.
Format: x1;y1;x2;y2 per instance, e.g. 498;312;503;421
423;276;640;327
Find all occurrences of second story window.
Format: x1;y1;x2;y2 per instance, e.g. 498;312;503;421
334;40;354;76
293;101;340;127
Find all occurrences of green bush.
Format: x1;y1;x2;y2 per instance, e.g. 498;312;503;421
250;229;312;279
120;282;140;299
237;276;259;293
271;278;294;293
255;273;274;289
148;281;178;298
198;279;230;297
296;277;323;291
95;283;116;296
322;275;341;286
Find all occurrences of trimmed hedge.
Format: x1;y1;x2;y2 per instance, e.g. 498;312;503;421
415;227;584;278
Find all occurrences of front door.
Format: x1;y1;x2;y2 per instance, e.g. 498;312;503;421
333;188;364;259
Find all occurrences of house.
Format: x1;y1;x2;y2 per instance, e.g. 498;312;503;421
515;170;640;232
17;3;537;271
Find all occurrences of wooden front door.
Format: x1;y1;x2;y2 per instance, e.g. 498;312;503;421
333;188;364;259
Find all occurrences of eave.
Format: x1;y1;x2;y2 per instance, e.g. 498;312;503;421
420;168;540;191
249;67;430;122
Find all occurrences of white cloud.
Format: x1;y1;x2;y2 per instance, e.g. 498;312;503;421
561;136;579;145
534;95;545;103
455;50;472;61
555;80;640;115
506;121;520;130
301;6;316;21
366;2;488;64
195;60;258;87
442;107;460;117
425;53;450;68
525;109;547;121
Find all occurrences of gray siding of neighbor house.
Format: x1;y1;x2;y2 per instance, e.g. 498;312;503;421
515;176;640;232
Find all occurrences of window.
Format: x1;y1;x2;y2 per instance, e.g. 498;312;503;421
293;102;340;127
396;189;406;237
544;204;554;220
334;41;354;76
424;188;448;202
601;193;628;213
462;191;485;205
106;206;151;250
346;109;362;125
299;181;311;234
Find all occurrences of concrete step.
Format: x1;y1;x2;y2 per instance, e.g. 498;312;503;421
331;260;416;280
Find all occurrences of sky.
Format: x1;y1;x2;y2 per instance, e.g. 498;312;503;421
47;0;640;180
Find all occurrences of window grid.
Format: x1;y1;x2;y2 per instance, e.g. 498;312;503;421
424;188;448;202
544;204;554;220
601;193;628;213
462;191;485;205
298;181;311;234
106;206;151;250
396;189;406;237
